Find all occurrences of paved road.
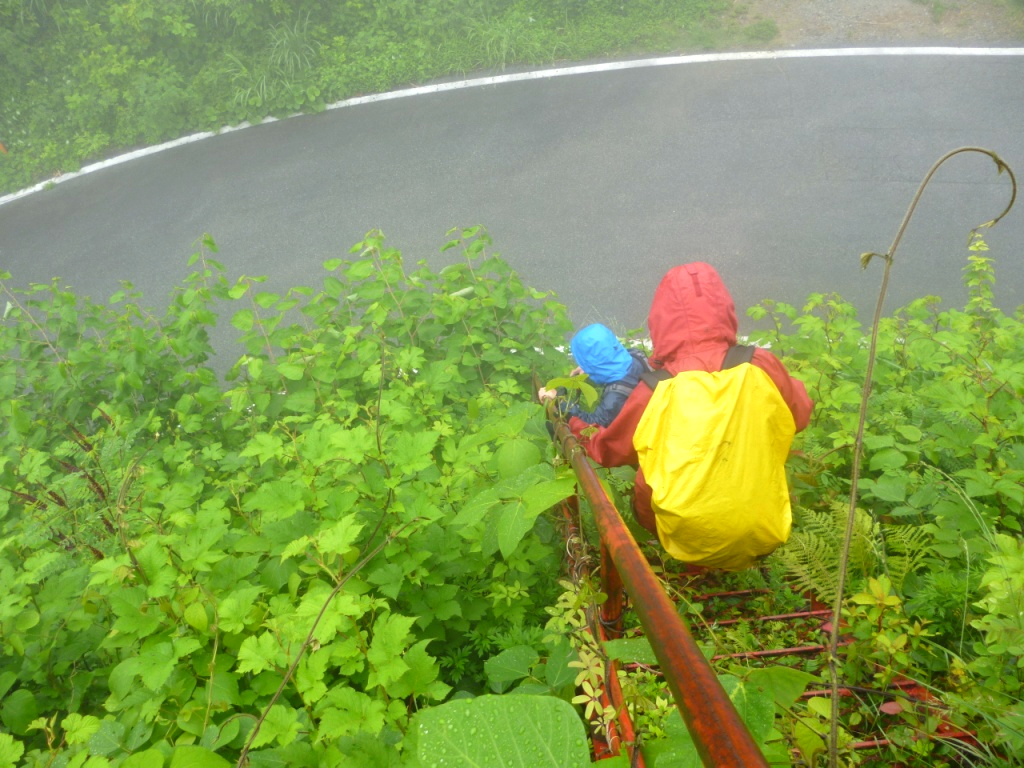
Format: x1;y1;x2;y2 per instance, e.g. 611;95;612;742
1;51;1022;362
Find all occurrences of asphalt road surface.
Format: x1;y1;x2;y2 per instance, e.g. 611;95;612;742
2;51;1022;365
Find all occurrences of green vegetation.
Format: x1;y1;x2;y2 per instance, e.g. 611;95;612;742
749;233;1024;765
0;228;581;766
0;0;763;196
2;224;1023;765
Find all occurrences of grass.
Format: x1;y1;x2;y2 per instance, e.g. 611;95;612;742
2;0;1023;196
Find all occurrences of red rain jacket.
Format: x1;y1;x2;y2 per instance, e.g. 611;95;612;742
570;262;813;531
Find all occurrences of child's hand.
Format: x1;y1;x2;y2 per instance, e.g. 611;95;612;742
569;366;583;377
538;387;557;402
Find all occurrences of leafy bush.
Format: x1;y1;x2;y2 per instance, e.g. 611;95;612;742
0;228;578;765
758;235;1024;758
0;0;780;195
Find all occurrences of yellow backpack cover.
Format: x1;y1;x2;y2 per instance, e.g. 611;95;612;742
632;355;796;571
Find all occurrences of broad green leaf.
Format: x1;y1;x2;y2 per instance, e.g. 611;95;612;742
412;695;591;768
513;683;552;696
643;710;699;767
87;718;126;756
280;536;311;561
201;718;239;751
62;713;102;746
387;640;451;701
316;517;364;556
251;705;300;749
721;675;775;743
121;749;164;768
496;498;536;559
318;688;388;740
242;480;306;523
522;476;576;515
0;689;38;735
495;439;541;480
806;697;832;719
794;717;828;766
544;639;579;690
241;432;284;465
124;720;155;752
864;474;906;503
237;633;284;675
869;448;907;471
218;586;266;634
276;362;305;381
231;309;254;332
108;657;143;700
746;667;816;710
323;276;344;297
254;292;280;309
895;425;923;442
169;746;232;768
862;433;896;451
330;425;375;465
485;645;538;687
183;602;209;633
387;430;440;474
0;672;15;700
604;636;658;665
247;356;264;380
366;614;416;689
452;487;500;529
0;733;25;768
137;642;177;691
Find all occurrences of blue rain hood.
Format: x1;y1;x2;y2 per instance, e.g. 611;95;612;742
571;324;633;384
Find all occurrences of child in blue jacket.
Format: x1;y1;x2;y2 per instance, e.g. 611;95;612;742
539;324;649;427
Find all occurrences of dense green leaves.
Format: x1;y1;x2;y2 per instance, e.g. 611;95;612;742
0;228;575;764
758;237;1024;757
4;222;1024;765
0;0;753;195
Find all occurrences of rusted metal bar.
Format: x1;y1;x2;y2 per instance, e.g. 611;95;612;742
552;420;769;768
712;641;848;662
599;543;625;638
710;608;833;627
597;629;645;767
560;498;644;766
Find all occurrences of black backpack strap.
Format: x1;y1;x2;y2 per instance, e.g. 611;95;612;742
639;369;673;391
721;345;755;370
641;345;755;389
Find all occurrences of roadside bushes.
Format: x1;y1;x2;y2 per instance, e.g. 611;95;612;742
0;0;733;195
0;228;577;765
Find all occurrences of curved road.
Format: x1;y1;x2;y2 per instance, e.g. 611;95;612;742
1;50;1022;357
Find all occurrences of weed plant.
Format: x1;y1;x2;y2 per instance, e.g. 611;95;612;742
1;0;747;195
2;224;1024;764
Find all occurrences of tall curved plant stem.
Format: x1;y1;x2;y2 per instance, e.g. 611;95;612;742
235;519;418;767
826;147;1016;768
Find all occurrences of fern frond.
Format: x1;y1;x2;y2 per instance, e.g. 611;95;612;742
879;523;934;591
773;503;927;604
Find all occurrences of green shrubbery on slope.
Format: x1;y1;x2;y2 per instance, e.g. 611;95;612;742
0;0;742;195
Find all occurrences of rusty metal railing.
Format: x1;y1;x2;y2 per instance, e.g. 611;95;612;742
550;417;769;768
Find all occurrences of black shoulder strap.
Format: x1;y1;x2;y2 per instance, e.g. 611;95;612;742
639;369;672;392
721;345;755;370
641;345;755;391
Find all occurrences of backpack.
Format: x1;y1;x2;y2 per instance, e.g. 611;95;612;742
632;346;796;571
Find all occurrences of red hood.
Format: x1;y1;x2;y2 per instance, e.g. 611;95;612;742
648;263;738;371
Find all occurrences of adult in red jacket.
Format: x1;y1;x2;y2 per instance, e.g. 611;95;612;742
569;262;813;533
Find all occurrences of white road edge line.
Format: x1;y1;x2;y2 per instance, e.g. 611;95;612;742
2;46;1023;208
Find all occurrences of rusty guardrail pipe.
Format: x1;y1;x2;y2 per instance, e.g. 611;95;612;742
552;418;769;768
